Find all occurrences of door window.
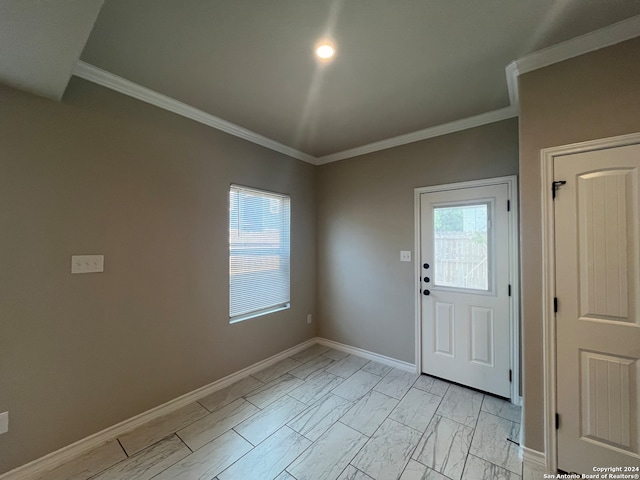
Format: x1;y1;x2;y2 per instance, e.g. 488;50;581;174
433;203;489;291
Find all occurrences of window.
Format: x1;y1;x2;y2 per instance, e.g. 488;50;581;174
229;185;290;322
433;203;489;290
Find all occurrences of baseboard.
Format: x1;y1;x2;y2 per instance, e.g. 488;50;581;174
315;337;416;372
0;338;316;480
522;446;547;473
2;337;413;479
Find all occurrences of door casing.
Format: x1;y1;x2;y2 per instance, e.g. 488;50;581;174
414;175;520;404
540;131;640;473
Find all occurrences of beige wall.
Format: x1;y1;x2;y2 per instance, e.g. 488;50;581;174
317;119;519;363
519;37;640;453
0;79;316;474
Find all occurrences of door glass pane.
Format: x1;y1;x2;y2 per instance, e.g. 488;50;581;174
434;204;489;290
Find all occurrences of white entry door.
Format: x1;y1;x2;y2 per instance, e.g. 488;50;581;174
420;182;512;397
554;143;640;472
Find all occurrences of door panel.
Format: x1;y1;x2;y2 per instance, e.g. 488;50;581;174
420;184;511;397
578;170;634;321
470;306;494;367
580;351;635;450
555;143;640;472
434;301;455;356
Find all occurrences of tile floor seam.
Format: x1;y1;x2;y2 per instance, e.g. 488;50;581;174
334;424;377;478
86;435;191;480
243;397;265;409
480;402;523;424
84;454;122;480
334;372;423;472
458;446;472;480
390;386;445;432
230;426;256;447
214;426;268;478
335;387;399;438
336;419;369;438
465;406;523;479
275;432;315;479
173;431;193;453
352;416;423;479
195;399;213;413
117;432;174;458
466;452;521;479
417;390;481;480
406;456;456;480
115;438;128;457
480;394;522;423
405;432;428;476
470;410;522;477
403;392;446;471
458;393;484;480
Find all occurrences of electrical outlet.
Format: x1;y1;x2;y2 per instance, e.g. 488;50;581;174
307;314;312;324
71;255;104;274
400;251;412;262
0;412;8;435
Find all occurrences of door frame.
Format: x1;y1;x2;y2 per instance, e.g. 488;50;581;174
414;175;520;404
540;131;640;473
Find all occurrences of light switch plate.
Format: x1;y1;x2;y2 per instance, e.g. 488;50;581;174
400;251;412;262
71;255;104;274
0;412;8;435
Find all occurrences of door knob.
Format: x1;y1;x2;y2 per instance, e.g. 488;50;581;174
423;289;430;296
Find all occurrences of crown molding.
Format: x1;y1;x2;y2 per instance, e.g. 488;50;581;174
505;61;521;110
72;61;316;164
71;62;518;164
506;15;640;109
71;61;519;165
72;16;640;166
315;106;519;165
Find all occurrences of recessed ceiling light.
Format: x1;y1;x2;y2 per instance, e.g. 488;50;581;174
315;41;335;61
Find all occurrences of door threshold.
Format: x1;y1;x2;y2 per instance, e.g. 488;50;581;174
420;372;511;402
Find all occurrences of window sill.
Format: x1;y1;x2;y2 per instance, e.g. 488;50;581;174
230;303;291;324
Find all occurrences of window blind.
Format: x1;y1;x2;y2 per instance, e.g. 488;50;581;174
229;185;290;322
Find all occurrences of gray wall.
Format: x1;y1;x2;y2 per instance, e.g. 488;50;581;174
0;79;316;474
518;37;640;453
317;119;519;363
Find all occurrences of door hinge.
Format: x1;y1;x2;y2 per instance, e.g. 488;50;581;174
507;200;511;211
509;369;512;383
554;297;558;313
508;284;512;297
552;180;567;199
556;413;560;429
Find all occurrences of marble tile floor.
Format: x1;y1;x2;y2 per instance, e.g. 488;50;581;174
37;345;523;480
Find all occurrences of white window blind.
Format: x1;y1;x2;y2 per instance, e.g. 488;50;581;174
229;185;290;322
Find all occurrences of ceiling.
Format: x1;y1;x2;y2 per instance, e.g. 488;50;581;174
3;1;640;161
0;0;103;100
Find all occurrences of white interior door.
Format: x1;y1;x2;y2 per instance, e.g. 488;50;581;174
555;143;640;473
420;183;511;397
